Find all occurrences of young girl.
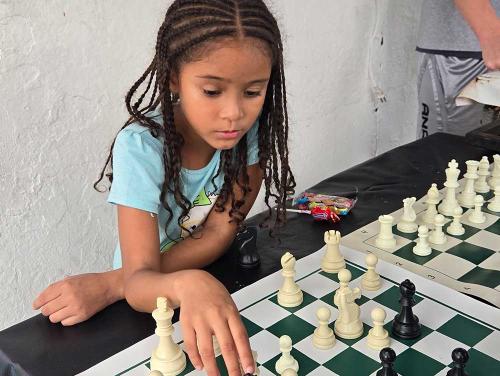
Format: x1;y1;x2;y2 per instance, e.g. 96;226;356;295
33;0;294;374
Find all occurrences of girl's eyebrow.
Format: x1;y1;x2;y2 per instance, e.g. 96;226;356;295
196;75;269;84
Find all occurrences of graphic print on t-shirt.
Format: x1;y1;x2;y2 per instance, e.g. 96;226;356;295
160;187;219;252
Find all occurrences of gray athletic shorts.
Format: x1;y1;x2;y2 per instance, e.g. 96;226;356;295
417;52;489;138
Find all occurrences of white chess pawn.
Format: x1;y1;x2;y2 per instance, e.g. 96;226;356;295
321;230;345;273
375;215;397;249
468;195;486;224
487;186;500;212
281;369;298;376
447;206;465;236
428;214;447;245
149;371;163;376
367;307;390;350
397;197;418;233
423;183;440;226
413;225;432;256
489;154;500;190
475;156;491;193
312;306;336;349
150;297;187;376
278;252;303;307
275;335;299;375
361;253;382;291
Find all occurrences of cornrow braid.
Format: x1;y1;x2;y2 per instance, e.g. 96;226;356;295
94;0;295;239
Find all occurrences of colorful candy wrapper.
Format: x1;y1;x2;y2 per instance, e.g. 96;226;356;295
289;191;357;222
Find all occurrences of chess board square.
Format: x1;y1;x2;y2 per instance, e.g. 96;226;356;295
422;252;476;279
453;348;500;375
392;225;418;240
255;367;274;376
268;291;317;313
241;316;264;337
262;347;319;375
445;242;495;265
323;348;380;376
483;205;500;216
478;252;500;271
266;314;316;345
351;335;408;363
383;320;433;347
393;242;441;265
480;190;495;201
465;230;500;252
359;278;394;299
411;298;458;330
461;209;498;229
411;331;469;365
485;219;500;235
307;366;339;375
457;266;500;288
445;222;481;241
394;348;446;376
475;331;500;361
248;330;280;363
294;332;348;364
294;299;339;327
358;299;398;327
296;272;340;298
336;322;371;347
319;263;365;283
365;234;412;254
372;285;423;313
437;314;493;347
240;298;290;328
428;234;463;252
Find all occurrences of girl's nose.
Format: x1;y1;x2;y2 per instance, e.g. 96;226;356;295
220;98;244;122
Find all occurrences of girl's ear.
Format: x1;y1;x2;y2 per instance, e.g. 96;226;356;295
169;72;179;94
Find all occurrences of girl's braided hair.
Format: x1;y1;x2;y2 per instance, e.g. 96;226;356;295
94;0;295;237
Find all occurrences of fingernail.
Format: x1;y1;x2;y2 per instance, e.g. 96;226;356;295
194;364;202;371
245;367;254;374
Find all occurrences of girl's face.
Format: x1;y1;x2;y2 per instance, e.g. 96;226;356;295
171;38;272;152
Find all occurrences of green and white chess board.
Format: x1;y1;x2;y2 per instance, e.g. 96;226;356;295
78;244;500;376
343;179;500;307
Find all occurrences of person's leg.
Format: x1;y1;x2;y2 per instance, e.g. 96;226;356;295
432;55;488;136
417;52;446;138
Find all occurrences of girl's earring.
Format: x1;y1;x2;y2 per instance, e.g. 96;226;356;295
171;92;180;104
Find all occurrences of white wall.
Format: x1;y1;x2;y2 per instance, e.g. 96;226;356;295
0;0;421;330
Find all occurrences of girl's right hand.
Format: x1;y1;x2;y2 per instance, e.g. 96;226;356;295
175;270;254;376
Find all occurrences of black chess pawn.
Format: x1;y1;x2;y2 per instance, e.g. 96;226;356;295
392;279;421;339
447;348;469;376
235;226;260;269
376;347;398;376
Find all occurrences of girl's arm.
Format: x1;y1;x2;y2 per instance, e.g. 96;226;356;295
454;0;500;69
119;163;263;376
159;163;264;272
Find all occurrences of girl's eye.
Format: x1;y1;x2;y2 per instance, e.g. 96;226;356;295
245;90;262;97
203;89;220;97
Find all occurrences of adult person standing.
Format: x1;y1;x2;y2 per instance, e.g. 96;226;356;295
416;0;500;137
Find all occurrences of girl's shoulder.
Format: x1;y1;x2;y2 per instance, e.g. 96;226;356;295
115;111;164;153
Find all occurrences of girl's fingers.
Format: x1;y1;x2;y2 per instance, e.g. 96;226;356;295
211;323;240;376
48;306;72;324
32;285;62;309
39;297;67;317
181;323;203;371
195;326;219;376
60;315;83;326
228;314;254;375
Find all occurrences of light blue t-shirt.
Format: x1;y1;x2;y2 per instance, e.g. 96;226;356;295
107;112;260;269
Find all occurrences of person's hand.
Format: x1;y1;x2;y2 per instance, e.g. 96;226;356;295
175;270;254;376
479;22;500;70
32;270;123;326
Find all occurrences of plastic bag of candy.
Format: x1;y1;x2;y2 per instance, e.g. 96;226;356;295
289;191;357;223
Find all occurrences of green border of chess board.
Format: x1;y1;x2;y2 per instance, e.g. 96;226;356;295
109;258;499;376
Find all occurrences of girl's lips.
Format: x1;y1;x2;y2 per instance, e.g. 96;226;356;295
216;130;240;139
